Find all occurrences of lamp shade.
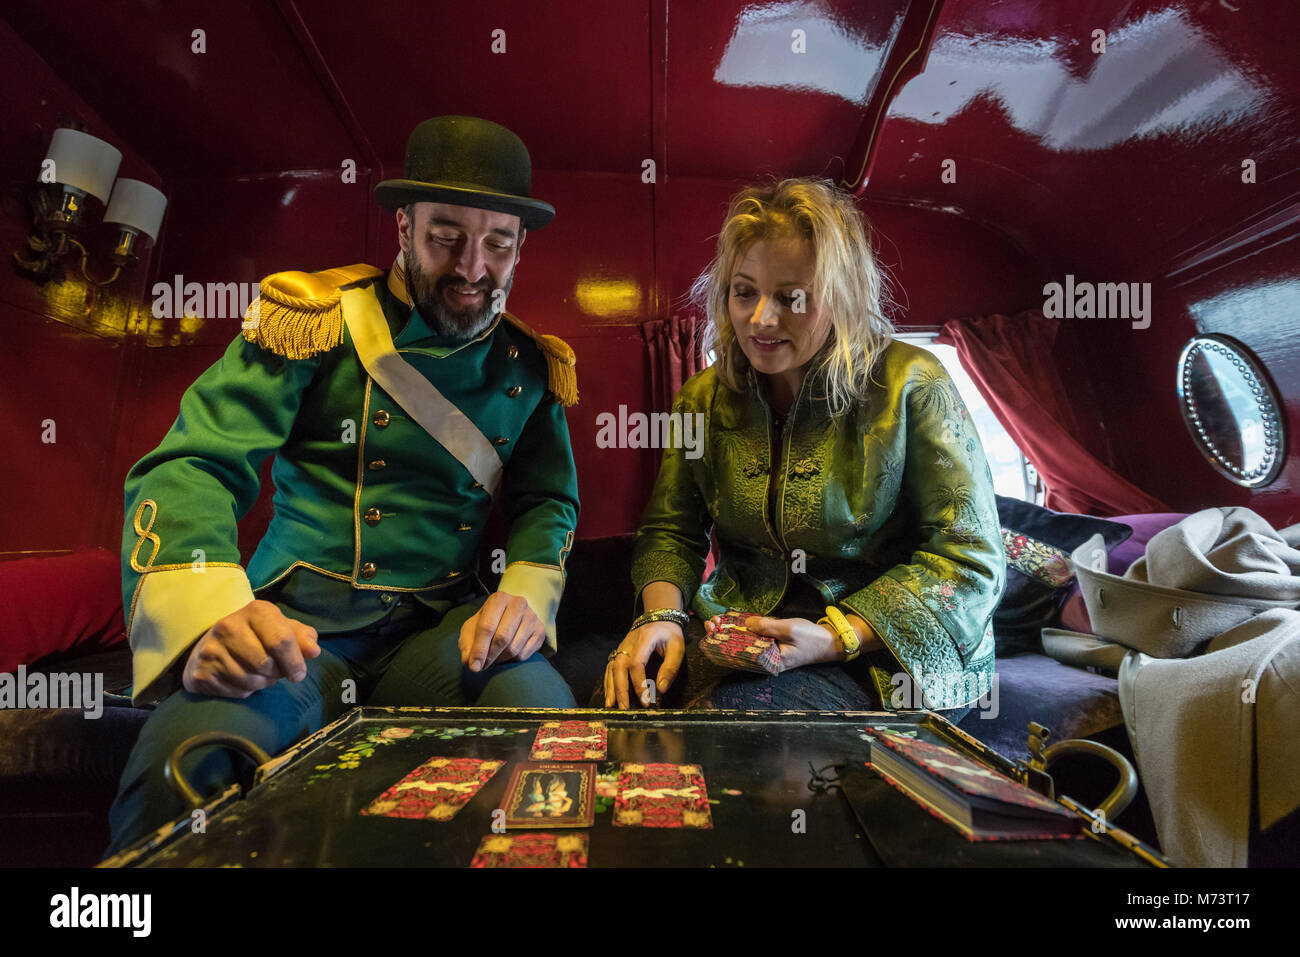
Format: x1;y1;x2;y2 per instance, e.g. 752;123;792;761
105;178;167;241
43;128;122;202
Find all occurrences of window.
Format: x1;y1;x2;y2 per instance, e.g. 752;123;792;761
900;335;1043;504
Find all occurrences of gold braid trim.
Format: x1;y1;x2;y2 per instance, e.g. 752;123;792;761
243;264;384;358
502;312;579;407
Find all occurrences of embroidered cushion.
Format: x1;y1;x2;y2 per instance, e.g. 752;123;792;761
992;496;1132;654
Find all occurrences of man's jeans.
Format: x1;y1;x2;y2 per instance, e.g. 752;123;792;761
104;594;574;857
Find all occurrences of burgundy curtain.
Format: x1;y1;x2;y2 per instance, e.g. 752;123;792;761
643;313;707;410
936;309;1168;516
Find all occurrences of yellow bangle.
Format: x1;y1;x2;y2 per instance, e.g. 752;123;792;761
820;606;861;662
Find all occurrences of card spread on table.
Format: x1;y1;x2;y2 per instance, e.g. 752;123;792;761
613;762;713;829
499;762;596;828
699;610;783;675
469;832;589;868
530;720;608;760
360;757;504;822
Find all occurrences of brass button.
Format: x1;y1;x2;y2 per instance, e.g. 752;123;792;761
372;410;391;427
506;345;519;359
507;385;522;397
457;522;472;531
472;481;484;489
368;459;387;471
364;507;382;526
494;436;509;446
379;593;393;605
446;570;462;579
360;562;377;580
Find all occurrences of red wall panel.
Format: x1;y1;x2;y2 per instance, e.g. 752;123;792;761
0;19;162;558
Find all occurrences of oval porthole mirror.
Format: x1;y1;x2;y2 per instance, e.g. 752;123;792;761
1176;335;1285;487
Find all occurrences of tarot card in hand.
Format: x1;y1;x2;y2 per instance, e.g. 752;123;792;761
530;720;607;760
361;757;504;822
498;762;596;829
469;832;589;868
699;609;782;674
613;762;713;829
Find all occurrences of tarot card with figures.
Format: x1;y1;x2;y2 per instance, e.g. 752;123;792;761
498;762;595;829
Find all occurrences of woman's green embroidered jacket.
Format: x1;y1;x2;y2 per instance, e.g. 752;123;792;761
631;340;1006;709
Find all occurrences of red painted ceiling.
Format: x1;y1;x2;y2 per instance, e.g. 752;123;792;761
6;0;1296;282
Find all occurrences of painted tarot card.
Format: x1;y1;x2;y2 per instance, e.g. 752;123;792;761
469;832;589;868
613;762;713;829
499;762;596;829
530;720;608;760
360;757;504;822
699;610;782;674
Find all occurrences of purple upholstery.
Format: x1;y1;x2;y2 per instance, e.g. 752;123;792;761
956;652;1123;761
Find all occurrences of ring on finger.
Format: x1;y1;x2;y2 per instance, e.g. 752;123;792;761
607;650;632;663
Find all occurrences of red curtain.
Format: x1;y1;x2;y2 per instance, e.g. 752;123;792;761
936;309;1168;516
643;312;707;410
644;312;714;574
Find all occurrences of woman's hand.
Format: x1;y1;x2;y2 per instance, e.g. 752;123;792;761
707;615;844;672
603;620;686;709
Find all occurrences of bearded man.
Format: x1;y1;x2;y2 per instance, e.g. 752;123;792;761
105;116;580;856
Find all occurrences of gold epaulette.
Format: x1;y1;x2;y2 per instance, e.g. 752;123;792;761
242;264;384;359
502;312;579;407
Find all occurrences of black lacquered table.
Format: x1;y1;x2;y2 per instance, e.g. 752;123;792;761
103;707;1164;868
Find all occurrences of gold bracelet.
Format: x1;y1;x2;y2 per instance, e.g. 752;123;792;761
819;606;861;662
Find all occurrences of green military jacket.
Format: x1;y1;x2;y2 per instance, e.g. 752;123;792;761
122;266;579;703
631;340;1005;709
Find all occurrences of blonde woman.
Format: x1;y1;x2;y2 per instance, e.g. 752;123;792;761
601;177;1005;716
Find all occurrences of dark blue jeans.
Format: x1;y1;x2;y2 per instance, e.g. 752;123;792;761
104;594;574;857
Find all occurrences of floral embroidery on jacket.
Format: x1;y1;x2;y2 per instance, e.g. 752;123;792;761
923;578;967;614
791;457;821;479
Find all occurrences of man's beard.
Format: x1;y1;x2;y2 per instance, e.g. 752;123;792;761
403;246;513;343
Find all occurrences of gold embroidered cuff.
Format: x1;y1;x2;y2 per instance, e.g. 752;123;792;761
126;564;255;704
497;561;565;654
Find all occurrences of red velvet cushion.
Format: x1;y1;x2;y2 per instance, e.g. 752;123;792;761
1057;512;1190;634
0;547;126;673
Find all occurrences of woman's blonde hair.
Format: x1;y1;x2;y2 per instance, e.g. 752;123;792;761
691;177;895;415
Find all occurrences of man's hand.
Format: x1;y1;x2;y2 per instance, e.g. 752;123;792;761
182;599;321;698
459;591;547;672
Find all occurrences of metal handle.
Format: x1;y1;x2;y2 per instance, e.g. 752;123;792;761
164;732;272;809
1040;738;1139;822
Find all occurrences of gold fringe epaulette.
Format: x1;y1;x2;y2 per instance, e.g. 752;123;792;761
502;312;579;407
243;264;384;358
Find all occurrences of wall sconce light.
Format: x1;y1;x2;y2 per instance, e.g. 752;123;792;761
104;179;167;267
12;126;166;287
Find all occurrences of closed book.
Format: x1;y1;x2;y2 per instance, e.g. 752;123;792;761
865;727;1082;841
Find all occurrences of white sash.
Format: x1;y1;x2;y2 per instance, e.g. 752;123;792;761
340;285;503;494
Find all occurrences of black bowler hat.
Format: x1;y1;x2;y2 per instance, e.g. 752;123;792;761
375;115;554;230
